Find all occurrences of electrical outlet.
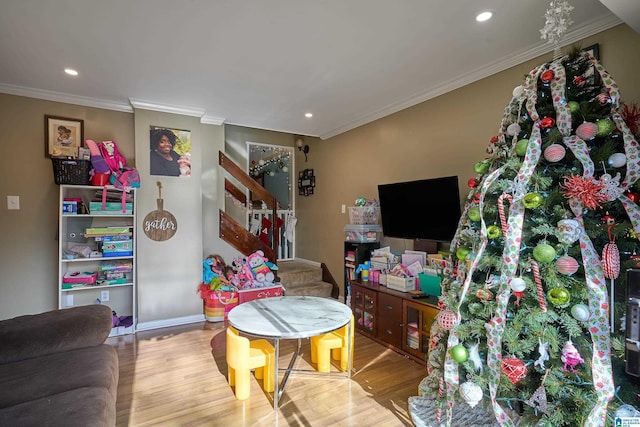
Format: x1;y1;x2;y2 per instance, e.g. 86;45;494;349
341;204;346;214
101;290;110;302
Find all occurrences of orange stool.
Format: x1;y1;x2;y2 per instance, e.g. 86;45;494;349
226;326;275;400
310;316;354;372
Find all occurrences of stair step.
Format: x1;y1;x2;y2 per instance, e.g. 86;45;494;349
282;281;334;298
276;260;335;298
277;261;322;285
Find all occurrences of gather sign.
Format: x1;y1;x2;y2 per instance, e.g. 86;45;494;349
143;182;178;241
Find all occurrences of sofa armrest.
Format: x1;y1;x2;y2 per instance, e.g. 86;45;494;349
0;304;113;365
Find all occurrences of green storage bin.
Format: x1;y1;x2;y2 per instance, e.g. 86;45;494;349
418;273;441;297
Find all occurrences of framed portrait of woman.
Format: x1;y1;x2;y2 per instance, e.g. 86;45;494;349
149;126;192;177
45;115;84;158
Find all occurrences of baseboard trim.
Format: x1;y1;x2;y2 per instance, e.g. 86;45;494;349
136;314;205;332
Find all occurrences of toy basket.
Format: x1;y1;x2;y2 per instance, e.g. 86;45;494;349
51;158;91;185
348;206;380;224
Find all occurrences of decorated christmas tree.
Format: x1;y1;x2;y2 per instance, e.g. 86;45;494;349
419;2;640;426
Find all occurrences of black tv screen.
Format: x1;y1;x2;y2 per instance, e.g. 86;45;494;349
377;176;462;242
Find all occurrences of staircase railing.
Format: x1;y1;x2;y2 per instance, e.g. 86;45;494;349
219;151;278;263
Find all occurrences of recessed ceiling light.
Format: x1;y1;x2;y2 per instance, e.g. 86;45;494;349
476;11;493;22
64;68;79;76
305;113;313;118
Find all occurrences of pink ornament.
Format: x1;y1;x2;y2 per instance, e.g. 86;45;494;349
544;144;566;162
602;242;620;279
576;122;598;140
437;309;458;330
556;255;579;275
561;340;584;372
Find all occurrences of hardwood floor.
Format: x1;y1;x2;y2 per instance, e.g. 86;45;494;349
107;321;427;426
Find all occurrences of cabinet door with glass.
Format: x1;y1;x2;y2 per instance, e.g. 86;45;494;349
402;300;439;360
351;283;377;337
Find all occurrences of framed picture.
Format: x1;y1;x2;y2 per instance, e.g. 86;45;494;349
583;43;600;60
298;168;315;196
150;126;192;177
45;115;84;158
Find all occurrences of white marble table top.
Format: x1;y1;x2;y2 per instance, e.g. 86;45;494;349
227;296;352;339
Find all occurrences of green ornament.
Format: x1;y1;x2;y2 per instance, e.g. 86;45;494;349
487;225;502;239
533;243;556;263
515;139;529;156
468;207;481;222
456;247;471;261
548;287;571;307
568;101;580;113
596;118;615;137
450;344;469;363
474;161;489;174
523;192;544;209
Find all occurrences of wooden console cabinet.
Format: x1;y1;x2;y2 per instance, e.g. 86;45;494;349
350;280;439;365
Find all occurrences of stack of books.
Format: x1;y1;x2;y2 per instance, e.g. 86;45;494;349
85;227;133;257
97;260;133;285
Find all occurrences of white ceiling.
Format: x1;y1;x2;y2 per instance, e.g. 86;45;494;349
0;1;634;139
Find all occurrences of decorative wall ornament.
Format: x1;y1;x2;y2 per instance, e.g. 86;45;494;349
143;182;178;241
298;169;315;196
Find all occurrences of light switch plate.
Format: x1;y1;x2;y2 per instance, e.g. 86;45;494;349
7;195;19;210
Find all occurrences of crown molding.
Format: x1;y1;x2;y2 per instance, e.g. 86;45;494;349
129;98;207;118
0;83;133;113
319;14;623;140
201;114;226;125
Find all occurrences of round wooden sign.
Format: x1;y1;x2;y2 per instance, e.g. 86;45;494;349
144;183;178;241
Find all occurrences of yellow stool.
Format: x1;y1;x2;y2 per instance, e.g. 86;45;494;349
310;316;354;372
226;326;275;400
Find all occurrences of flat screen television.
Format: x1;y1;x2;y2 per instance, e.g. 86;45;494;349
377;176;462;242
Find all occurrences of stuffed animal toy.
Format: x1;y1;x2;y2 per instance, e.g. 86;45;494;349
245;250;278;286
202;254;229;286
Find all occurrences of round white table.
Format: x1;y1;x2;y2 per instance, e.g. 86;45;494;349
227;296;352;409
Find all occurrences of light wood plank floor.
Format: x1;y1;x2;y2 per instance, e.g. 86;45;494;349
107;321;427;426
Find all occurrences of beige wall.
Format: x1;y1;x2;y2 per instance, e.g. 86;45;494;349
1;24;638;321
296;24;640;301
0;95;134;319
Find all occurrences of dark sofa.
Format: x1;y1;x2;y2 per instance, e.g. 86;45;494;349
0;304;118;427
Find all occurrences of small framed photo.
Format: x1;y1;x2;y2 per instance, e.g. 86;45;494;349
45;115;84;158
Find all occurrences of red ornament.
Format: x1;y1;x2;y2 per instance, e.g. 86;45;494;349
468;178;479;188
502;357;527;384
541;69;555;83
626;192;640;203
540;117;555;129
490;135;499;143
621;102;640;136
473;193;481;204
560;174;608;210
601;212;615;226
573;76;586;86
